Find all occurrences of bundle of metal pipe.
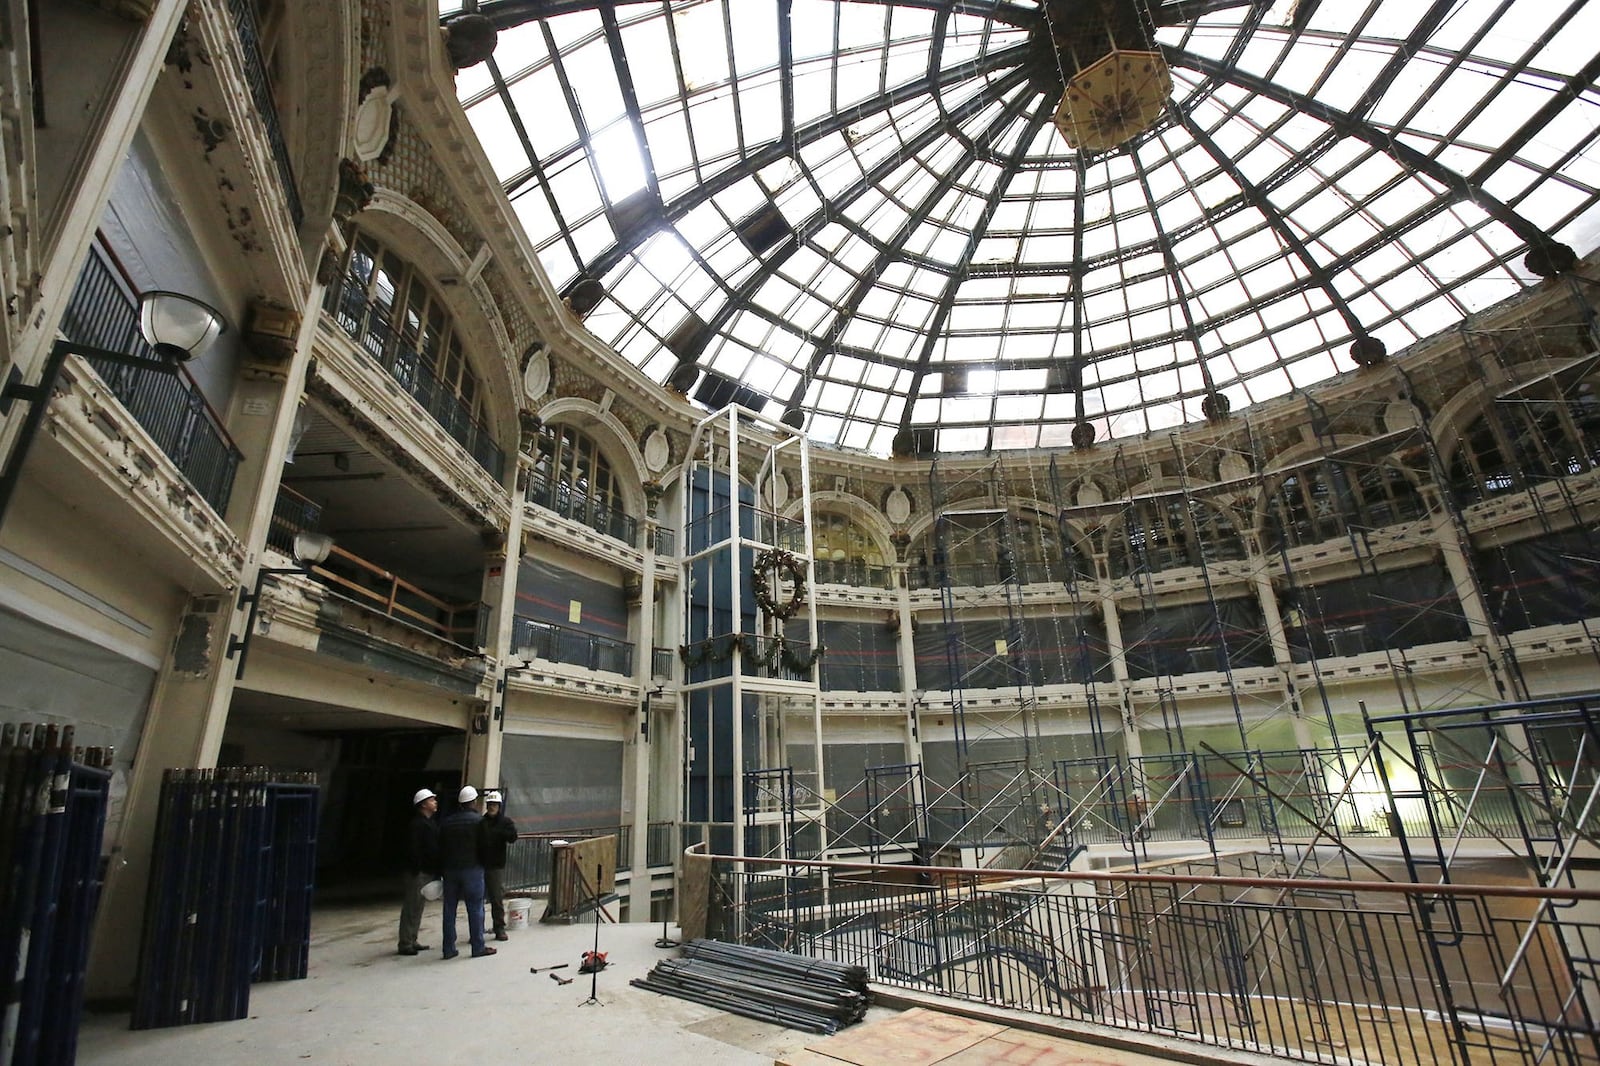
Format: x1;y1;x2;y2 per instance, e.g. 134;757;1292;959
631;939;868;1034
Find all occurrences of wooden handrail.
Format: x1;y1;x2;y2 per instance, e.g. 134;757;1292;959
312;543;479;642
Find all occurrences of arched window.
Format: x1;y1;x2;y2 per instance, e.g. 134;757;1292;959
1355;464;1427;527
324;230;500;476
813;512;885;587
1108;493;1246;575
1447;416;1518;506
527;423;631;542
1264;468;1348;550
907;506;1072;588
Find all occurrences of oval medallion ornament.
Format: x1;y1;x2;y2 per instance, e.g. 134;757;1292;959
642;428;670;474
768;472;790;509
353;85;397;162
1217;451;1251;483
885;487;911;525
522;346;550;401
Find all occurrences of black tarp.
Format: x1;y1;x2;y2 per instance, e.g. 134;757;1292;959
818;619;900;691
498;733;623;833
1121;598;1272;679
1475;530;1600;632
1285;564;1468;661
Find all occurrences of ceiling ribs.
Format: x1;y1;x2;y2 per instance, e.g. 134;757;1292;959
572;43;1034;283
1173;108;1363;338
894;108;1055;443
1171;47;1566;252
664;64;1040;400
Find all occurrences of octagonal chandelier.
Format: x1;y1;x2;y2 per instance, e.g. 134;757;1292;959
1055;49;1173;152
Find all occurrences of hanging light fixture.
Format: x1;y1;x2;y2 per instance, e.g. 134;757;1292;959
1055;50;1173;152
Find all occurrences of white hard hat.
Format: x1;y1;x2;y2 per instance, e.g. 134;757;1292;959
484;791;502;805
458;785;479;804
412;788;436;806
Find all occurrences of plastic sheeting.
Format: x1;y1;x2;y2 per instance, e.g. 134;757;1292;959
1475;531;1600;632
497;733;623;834
818;620;899;691
1121;598;1272;679
1285;564;1468;661
516;556;628;638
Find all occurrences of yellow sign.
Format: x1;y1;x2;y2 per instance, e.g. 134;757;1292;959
568;600;582;624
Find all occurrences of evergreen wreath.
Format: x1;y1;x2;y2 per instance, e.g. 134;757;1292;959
750;548;808;620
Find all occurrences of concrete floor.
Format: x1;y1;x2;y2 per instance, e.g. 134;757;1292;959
73;899;1211;1066
77;899;850;1065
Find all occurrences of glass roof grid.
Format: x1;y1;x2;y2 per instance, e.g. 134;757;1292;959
453;0;1600;454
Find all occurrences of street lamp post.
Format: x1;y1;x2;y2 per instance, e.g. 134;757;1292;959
0;290;227;528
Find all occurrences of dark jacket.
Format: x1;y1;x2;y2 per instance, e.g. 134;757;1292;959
405;812;438;875
438;808;484;871
479;809;518;870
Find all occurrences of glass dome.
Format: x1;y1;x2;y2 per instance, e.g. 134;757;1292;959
449;0;1600;456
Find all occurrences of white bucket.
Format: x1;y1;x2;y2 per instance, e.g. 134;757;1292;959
506;897;532;931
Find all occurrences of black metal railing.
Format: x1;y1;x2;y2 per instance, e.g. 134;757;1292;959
706;856;1600;1066
224;0;302;225
525;472;637;544
650;646;674;680
511;615;633;675
59;246;242;517
813;557;893;588
322;283;505;481
267;486;323;556
652;526;675;556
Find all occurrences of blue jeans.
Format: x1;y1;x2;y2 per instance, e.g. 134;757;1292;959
442;866;487;957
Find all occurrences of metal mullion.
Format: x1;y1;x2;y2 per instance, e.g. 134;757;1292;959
1467;0;1594;185
777;0;793;152
1173;47;1563;250
1177;112;1365;338
716;0;748;160
599;1;662;201
684;67;1037;410
486;54;575;265
1127;148;1216;402
542;21;615;220
572;42;1032;282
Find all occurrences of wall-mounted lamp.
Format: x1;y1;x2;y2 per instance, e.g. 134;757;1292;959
227;531;335;678
909;689;927;741
0;289;227;528
640;684;666;739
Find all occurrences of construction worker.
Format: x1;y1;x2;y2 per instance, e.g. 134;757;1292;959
480;790;519;940
438;785;496;958
397;788;438;956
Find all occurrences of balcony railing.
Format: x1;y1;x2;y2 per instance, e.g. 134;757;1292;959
525;473;637;544
511;615;633;675
322;285;505;482
59;244;242;517
224;0;302;225
650;646;675;680
703;856;1600;1066
267;485;322;557
813;557;892;588
316;543;481;647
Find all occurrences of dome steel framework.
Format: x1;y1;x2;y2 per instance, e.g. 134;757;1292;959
447;0;1600;456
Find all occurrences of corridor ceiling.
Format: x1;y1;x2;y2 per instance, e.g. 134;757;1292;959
447;0;1600;457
